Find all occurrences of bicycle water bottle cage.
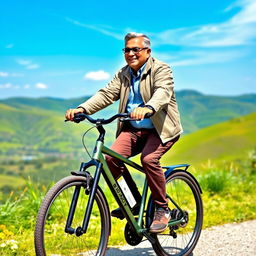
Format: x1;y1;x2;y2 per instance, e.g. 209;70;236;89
71;171;93;195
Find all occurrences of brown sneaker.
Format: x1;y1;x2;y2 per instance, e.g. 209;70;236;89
149;208;171;233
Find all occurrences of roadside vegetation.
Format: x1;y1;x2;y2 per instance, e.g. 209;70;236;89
0;149;255;255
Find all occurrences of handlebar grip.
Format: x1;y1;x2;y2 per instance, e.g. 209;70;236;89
73;113;86;123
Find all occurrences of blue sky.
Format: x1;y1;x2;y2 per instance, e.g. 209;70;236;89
0;0;256;99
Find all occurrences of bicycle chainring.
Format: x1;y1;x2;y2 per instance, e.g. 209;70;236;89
124;220;143;246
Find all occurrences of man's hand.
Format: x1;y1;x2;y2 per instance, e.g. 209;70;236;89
65;108;84;121
130;107;153;120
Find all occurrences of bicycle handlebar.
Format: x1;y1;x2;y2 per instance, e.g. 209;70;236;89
65;112;153;125
74;113;130;124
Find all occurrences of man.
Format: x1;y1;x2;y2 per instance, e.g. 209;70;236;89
65;32;183;233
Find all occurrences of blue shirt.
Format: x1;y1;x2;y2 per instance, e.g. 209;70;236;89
126;64;154;129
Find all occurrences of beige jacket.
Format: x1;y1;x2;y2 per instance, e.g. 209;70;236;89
79;57;183;143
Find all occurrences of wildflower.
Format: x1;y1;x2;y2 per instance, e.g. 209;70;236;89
1;239;19;251
11;243;18;250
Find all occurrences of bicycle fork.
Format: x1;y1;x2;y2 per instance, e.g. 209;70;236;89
65;160;102;236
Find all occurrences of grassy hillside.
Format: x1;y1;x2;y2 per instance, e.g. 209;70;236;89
1;90;256;134
0;103;117;156
177;90;256;133
0;105;82;154
162;112;256;166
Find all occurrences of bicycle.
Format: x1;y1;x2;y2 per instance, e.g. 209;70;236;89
34;113;203;256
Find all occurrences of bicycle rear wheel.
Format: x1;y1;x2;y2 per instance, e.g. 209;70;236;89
34;175;110;256
148;170;203;256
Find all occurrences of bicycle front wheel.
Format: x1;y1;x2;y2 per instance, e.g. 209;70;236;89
149;170;203;256
34;175;110;256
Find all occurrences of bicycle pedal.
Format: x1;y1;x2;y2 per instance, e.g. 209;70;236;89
110;209;125;220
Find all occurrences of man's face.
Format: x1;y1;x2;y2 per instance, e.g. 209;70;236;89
124;37;151;71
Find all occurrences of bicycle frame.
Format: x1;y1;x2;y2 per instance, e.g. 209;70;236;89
34;112;204;256
65;121;188;242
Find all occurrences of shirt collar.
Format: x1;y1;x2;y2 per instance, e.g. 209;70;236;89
129;61;147;79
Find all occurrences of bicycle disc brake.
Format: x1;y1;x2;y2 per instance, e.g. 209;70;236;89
124;220;143;246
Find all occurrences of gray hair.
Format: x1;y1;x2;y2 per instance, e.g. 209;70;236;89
124;32;151;48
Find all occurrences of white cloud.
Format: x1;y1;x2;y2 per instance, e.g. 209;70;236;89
0;83;48;90
65;17;123;40
84;70;110;81
228;0;256;24
152;0;256;48
147;0;256;67
17;59;40;69
27;64;40;70
0;83;12;89
169;50;245;67
17;59;32;66
154;42;249;67
65;1;256;49
0;71;25;78
35;83;48;89
64;0;256;50
0;71;8;77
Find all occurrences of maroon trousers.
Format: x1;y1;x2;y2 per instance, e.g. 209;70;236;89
105;124;179;208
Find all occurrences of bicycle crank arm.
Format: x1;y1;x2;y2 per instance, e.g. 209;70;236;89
140;230;156;244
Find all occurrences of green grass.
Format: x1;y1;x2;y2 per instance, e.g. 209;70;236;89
0;152;255;255
0;175;25;187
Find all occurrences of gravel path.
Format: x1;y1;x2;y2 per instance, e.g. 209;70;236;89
106;220;256;255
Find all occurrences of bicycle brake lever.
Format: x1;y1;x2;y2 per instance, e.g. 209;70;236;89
120;112;153;122
120;117;132;122
64;119;80;123
120;113;153;122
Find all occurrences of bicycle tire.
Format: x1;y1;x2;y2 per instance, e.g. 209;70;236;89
34;175;110;256
147;170;203;256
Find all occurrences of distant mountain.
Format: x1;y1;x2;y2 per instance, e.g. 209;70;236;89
1;90;256;134
0;90;256;156
161;112;256;166
0;96;90;113
175;90;256;133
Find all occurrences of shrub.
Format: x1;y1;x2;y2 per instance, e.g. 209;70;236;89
0;178;45;231
199;169;231;194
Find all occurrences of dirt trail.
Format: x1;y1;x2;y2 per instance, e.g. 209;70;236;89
106;220;256;255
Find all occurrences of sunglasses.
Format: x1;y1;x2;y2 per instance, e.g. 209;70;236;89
122;47;148;54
